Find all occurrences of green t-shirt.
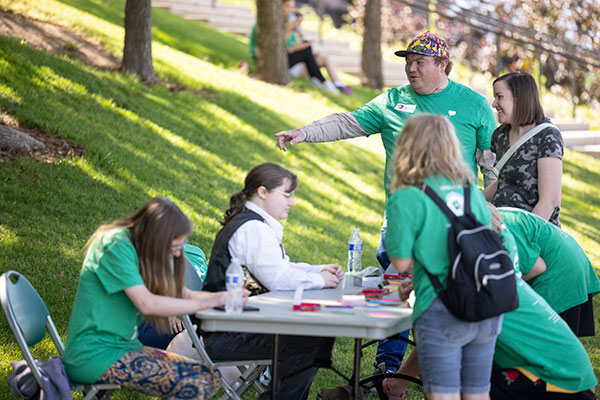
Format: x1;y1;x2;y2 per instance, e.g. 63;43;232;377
249;23;297;59
184;243;208;289
250;24;257;58
495;227;597;391
64;228;144;383
385;175;491;322
352;81;497;200
499;207;600;313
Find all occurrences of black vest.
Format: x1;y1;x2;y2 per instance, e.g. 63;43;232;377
203;208;265;293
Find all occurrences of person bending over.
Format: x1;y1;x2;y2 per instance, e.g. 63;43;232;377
64;197;229;400
498;206;600;337
382;205;597;400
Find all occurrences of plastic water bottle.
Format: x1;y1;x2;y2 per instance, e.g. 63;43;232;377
347;228;363;274
225;258;244;314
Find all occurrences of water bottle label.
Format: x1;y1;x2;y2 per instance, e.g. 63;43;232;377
226;275;241;284
349;243;362;251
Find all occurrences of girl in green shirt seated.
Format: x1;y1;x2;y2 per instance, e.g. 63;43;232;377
64;197;229;399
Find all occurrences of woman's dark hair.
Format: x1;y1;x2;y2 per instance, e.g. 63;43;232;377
494;71;545;127
85;197;192;330
222;162;298;225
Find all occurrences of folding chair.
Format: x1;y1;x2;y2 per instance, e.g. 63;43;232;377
178;253;271;400
0;270;120;400
182;314;271;400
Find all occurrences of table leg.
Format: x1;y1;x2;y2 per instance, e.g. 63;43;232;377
271;334;280;400
353;338;361;398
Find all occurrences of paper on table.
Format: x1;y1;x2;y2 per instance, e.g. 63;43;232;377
293;280;310;305
354;266;379;278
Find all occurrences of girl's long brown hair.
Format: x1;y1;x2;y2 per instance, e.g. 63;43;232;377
85;197;192;330
390;114;474;191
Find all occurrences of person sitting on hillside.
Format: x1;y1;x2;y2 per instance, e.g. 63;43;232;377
287;10;353;94
249;0;350;94
202;162;343;400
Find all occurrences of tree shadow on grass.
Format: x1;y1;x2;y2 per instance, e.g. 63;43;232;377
55;0;251;69
0;33;386;253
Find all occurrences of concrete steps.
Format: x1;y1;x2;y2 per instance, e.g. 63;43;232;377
570;144;600;158
152;0;407;87
550;123;600;158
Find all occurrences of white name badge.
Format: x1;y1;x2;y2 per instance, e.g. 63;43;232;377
394;103;416;113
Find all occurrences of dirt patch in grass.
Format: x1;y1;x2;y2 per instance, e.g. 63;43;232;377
0;114;85;163
0;9;217;162
0;9;120;70
0;9;119;162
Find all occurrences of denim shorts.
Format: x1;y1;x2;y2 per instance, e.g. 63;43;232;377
414;298;503;394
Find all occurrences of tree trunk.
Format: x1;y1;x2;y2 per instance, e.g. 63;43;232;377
361;0;383;89
256;0;289;85
122;0;155;82
0;124;45;151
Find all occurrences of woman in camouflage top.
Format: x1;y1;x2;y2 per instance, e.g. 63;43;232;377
483;71;563;227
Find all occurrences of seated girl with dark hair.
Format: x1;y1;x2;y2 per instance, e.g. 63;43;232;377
202;162;343;400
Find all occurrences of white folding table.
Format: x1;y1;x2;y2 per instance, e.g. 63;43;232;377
196;278;412;398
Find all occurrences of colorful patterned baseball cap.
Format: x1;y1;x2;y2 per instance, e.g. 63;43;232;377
395;31;449;59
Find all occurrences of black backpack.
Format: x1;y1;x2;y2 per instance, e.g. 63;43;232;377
415;183;519;322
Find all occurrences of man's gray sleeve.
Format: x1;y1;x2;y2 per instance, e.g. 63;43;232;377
477;149;497;187
298;112;368;143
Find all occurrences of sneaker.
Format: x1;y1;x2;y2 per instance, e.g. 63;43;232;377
322;80;340;93
374;361;397;374
335;84;354;95
374;362;387;375
310;76;323;88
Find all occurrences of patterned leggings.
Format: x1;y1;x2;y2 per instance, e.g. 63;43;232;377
97;346;219;400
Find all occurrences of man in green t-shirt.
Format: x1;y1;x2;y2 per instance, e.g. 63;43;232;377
274;31;497;373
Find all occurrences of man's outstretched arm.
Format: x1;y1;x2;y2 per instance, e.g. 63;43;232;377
275;112;368;151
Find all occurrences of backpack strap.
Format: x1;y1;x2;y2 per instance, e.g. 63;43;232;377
463;184;471;214
413;183;471;220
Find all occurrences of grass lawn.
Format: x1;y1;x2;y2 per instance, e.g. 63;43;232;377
0;1;599;399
